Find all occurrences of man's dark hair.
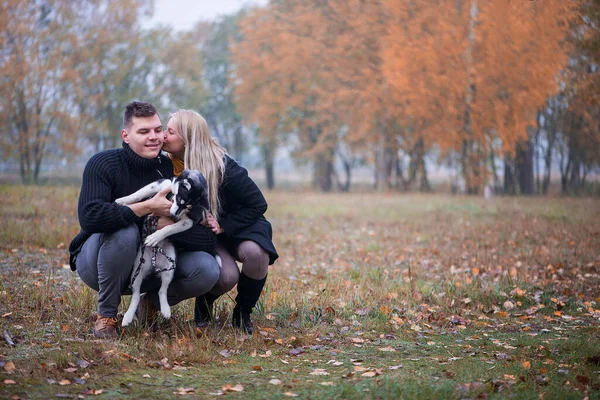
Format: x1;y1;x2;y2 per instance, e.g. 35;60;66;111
123;101;158;130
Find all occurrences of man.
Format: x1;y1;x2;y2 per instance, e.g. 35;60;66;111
68;101;220;339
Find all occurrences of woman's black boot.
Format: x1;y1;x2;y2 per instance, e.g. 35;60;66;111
232;273;267;334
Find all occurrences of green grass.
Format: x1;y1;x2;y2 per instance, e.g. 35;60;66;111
1;186;599;399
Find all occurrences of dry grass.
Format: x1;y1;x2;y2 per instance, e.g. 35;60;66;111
1;185;599;399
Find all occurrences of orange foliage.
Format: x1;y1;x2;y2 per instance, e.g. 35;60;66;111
232;0;580;191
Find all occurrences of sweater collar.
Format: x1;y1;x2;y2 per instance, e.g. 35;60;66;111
122;142;163;176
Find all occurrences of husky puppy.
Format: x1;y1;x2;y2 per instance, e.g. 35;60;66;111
116;169;210;327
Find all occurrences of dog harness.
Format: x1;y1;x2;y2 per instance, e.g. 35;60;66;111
129;216;176;287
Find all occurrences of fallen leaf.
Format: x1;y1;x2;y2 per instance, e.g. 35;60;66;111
219;349;234;358
283;392;298;397
4;361;16;373
58;379;71;385
289;348;304;356
522;361;531;369
3;379;16;385
269;379;282;385
173;387;195;395
222;383;244;393
82;388;104;395
310;368;330;376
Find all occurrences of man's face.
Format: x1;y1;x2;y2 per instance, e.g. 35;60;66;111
121;114;164;159
163;119;185;157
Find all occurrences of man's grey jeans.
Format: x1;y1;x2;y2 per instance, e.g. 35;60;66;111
76;224;220;318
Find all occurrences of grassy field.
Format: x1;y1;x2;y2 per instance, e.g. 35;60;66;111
1;185;599;399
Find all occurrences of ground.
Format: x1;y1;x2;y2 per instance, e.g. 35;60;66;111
0;186;599;399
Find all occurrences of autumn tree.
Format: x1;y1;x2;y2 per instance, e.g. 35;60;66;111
381;0;578;195
0;0;155;183
201;13;247;162
0;1;82;183
550;0;600;195
150;25;207;113
69;0;156;152
233;0;391;192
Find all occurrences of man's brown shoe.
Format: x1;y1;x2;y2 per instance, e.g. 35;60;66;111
94;315;118;339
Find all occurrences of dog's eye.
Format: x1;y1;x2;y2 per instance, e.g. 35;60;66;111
166;192;174;201
180;199;185;205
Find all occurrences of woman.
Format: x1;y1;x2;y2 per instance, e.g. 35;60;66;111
162;109;278;334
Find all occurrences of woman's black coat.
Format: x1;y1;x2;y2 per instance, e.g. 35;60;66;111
218;155;278;265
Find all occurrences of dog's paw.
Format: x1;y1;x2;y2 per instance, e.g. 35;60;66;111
115;196;129;205
122;311;135;327
144;233;162;247
160;306;171;319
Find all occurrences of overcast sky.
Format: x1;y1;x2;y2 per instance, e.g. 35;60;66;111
143;0;268;31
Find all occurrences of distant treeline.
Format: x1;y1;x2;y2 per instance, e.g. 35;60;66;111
1;0;598;195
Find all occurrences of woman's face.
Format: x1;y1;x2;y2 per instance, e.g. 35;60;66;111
163;118;185;157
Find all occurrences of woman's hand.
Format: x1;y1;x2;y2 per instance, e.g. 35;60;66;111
203;213;224;234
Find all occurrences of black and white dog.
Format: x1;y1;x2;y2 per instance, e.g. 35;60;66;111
116;169;210;327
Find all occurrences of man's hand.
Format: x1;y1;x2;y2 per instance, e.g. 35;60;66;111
203;213;224;234
146;186;172;217
127;186;172;217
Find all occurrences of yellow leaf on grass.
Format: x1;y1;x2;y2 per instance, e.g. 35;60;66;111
3;379;16;385
522;361;531;369
379;305;392;315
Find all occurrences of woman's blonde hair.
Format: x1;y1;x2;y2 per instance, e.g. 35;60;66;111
168;109;226;220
